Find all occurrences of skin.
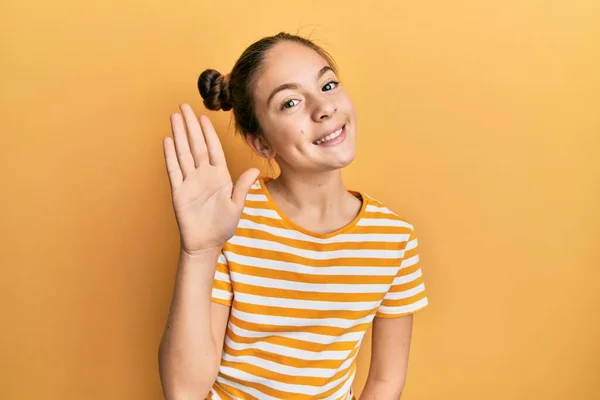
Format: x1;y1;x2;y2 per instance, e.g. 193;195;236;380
158;40;415;399
247;41;364;235
247;41;414;399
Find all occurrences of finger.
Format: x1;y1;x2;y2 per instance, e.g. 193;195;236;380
180;104;208;167
163;137;183;190
232;168;260;210
199;115;226;166
170;112;195;178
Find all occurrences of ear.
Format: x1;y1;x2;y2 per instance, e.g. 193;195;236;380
246;134;275;159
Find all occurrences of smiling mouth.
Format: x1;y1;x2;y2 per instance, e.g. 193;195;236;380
312;124;345;145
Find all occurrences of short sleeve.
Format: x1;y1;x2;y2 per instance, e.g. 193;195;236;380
376;229;428;318
211;251;233;307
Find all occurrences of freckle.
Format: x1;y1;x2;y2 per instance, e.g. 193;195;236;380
300;130;304;135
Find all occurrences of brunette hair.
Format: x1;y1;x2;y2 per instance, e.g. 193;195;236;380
197;32;337;139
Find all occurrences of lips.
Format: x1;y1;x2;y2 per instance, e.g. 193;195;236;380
312;124;346;145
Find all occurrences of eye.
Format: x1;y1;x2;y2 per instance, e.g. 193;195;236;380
322;81;339;91
281;99;300;110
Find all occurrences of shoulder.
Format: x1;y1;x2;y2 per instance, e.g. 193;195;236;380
244;178;269;203
234;178;279;222
360;192;415;232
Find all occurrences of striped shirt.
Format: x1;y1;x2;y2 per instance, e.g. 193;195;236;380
208;177;428;399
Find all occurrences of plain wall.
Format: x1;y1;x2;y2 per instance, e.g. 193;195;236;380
1;0;599;398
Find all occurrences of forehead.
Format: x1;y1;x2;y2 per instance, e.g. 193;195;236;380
253;41;332;97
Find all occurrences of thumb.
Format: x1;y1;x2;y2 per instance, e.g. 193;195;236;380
232;168;260;210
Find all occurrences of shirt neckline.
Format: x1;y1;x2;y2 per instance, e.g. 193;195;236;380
258;177;368;239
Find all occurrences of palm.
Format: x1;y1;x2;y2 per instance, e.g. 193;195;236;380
163;104;259;254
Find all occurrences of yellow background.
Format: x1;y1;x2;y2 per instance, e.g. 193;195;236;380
2;0;599;399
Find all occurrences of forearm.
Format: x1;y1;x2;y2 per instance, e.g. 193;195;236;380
158;249;220;399
359;377;404;400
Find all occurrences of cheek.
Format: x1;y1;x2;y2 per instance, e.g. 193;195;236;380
261;113;312;152
268;121;308;151
342;96;356;117
335;90;355;115
282;119;310;142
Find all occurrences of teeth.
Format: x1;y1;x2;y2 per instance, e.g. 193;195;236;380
314;127;343;145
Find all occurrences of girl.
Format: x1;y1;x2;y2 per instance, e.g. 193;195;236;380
158;32;428;400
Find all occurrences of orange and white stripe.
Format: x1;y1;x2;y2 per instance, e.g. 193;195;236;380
208;178;427;399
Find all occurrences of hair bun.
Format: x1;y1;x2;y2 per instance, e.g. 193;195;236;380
198;69;232;111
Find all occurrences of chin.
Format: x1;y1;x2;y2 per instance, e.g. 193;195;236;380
324;151;356;170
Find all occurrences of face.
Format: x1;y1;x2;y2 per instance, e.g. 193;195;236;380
249;41;357;174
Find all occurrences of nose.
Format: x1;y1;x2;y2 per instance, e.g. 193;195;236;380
312;96;337;121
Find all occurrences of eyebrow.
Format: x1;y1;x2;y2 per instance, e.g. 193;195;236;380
266;66;334;107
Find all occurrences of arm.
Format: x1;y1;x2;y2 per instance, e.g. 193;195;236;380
359;315;413;400
361;226;428;399
158;249;230;399
157;105;259;399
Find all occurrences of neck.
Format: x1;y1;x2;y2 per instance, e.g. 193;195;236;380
267;168;349;213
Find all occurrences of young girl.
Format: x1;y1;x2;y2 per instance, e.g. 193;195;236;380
158;32;428;400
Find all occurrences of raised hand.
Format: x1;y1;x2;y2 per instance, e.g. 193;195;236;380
163;104;259;255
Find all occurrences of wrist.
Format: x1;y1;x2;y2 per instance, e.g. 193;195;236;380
180;237;223;259
178;246;221;270
177;247;221;286
181;246;221;259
